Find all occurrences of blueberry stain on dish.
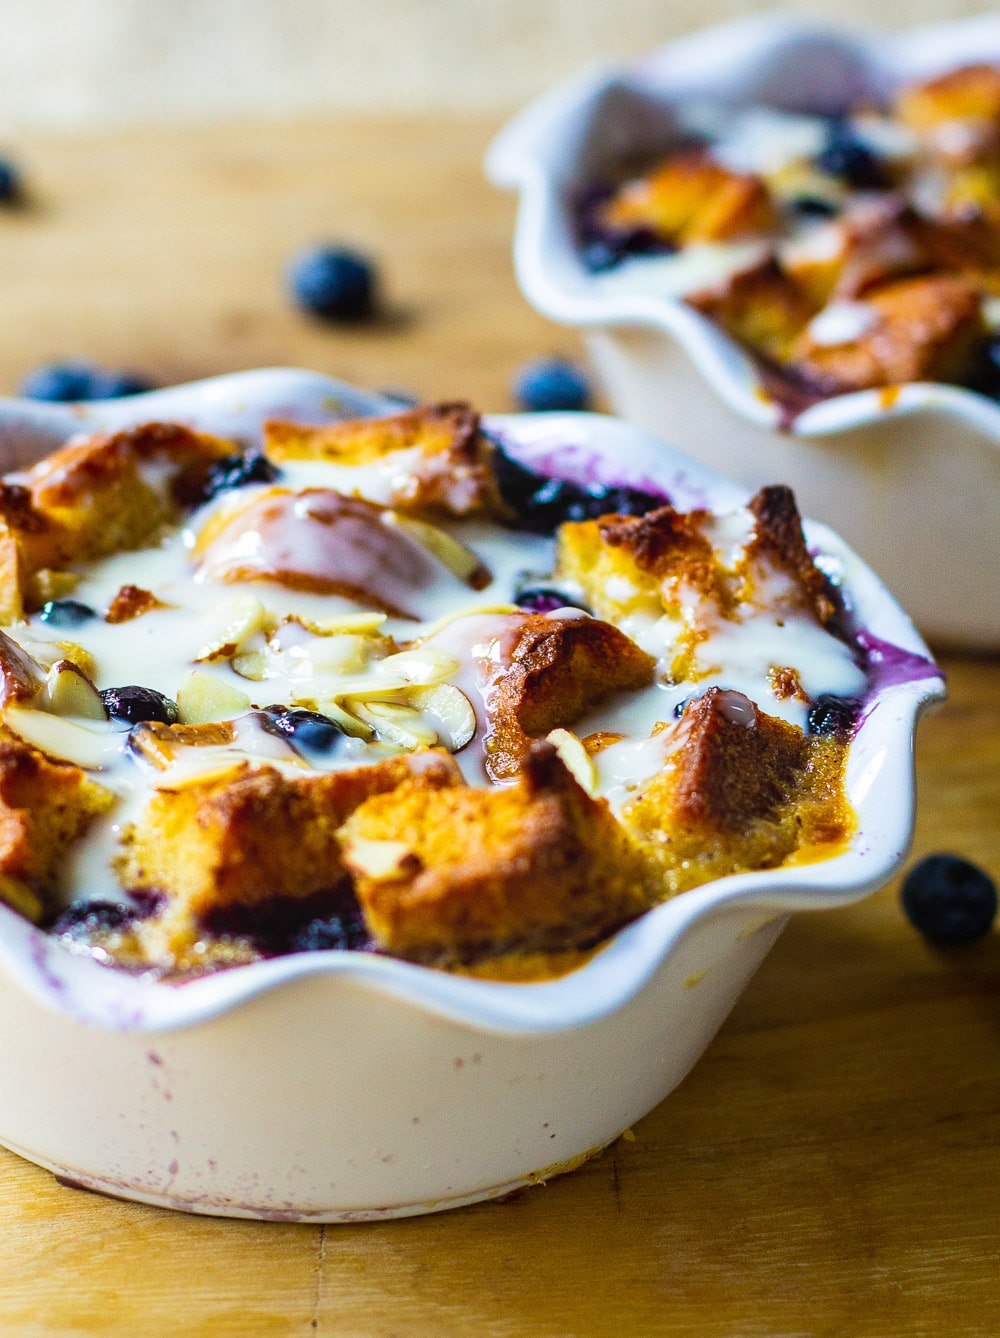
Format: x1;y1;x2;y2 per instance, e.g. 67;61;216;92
806;694;861;738
38;599;97;628
20;361;154;402
492;444;664;536
289;910;372;954
203;889;372;957
288;244;376;321
815;123;888;190
50;898;152;940
901;854;997;945
513;358;592;413
103;686;179;727
199;450;279;503
260;706;344;755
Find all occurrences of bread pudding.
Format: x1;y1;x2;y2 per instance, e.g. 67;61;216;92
0;402;868;979
579;63;1000;405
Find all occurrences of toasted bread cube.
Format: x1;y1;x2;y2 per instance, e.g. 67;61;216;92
117;751;462;923
602;153;777;244
481;613;655;781
0;734;114;921
789;274;984;393
688;257;816;362
745;485;837;626
896;64;1000;136
263;402;496;517
623;688;851;888
341;742;656;963
0;423;234;621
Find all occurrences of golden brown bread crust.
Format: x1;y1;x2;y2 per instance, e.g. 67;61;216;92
688;256;816;363
0;732;114;921
746;485;836;625
601;153;777;244
482;613;656;781
789;274;984;394
895;63;1000;147
263;402;498;517
341;742;657;964
0;423;233;622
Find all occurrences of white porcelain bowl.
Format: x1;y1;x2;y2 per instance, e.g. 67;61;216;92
0;369;943;1221
487;15;1000;650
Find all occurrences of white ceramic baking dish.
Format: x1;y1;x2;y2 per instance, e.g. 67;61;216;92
0;369;943;1221
487;15;1000;651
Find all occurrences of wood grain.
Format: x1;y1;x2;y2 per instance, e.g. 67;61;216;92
0;114;996;1338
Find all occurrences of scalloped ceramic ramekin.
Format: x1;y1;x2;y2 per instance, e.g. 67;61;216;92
487;15;1000;651
0;369;942;1221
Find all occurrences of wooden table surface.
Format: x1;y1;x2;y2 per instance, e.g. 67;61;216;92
0;114;997;1338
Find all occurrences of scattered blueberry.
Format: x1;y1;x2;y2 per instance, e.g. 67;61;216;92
20;361;154;402
513;586;588;614
788;195;840;219
51;900;139;940
260;706;344;755
901;854;997;945
38;598;97;628
288;245;376;321
807;694;861;737
199;450;279;503
103;685;179;726
815;123;888;190
289;910;371;953
0;158;22;206
492;442;664;535
513;359;592;413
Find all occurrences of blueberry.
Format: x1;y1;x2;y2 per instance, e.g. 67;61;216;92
51;900;138;940
901;854;997;945
492;441;665;535
0;158;22;205
789;195;840;219
288;245;376;321
260;706;344;755
807;694;861;737
514;586;588;614
968;335;1000;398
815;123;888;190
289;910;371;953
38;599;97;628
20;361;95;402
199;450;279;503
87;369;155;399
103;685;179;726
513;359;592;413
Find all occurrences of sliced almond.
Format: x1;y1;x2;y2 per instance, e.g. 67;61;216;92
341;837;418;883
194;594;267;663
547;728;598;795
231;648;269;682
308;698;375;741
176;670;251;725
129;720;236;770
4;705;109;769
0;630;45;707
383;512;490;589
286;611;388;636
406;683;476;752
43;660;107;721
354;700;439;749
376;647;461;687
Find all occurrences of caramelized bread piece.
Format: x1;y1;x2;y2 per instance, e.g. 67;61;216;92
623;688;851;890
601;153;777;244
895;64;1000;159
263;402;497;517
0;423;234;621
117;751;461;922
688;256;816;362
745;485;836;626
789;274;984;393
341;742;656;964
0;732;114;921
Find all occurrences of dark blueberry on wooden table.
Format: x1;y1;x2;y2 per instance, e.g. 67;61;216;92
38;599;97;628
87;369;155;399
103;685;179;726
288;244;376;321
0;158;23;205
20;361;153;401
513;358;592;412
901;854;997;944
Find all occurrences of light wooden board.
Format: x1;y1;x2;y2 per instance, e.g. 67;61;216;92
0;114;997;1338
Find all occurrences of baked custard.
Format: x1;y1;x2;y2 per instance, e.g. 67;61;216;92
579;63;1000;406
0;404;867;978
